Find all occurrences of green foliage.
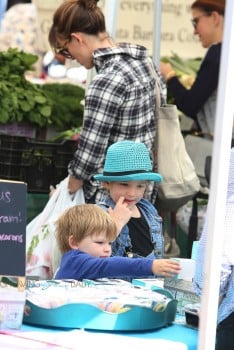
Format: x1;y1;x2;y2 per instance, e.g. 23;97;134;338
41;83;85;130
0;48;53;127
0;49;85;131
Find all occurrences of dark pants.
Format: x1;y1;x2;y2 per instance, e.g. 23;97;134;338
215;312;234;350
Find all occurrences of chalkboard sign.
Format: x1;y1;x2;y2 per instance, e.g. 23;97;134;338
0;180;27;276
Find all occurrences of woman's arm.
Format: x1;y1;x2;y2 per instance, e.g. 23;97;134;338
162;44;221;118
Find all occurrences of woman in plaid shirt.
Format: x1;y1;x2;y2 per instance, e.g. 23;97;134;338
49;0;165;203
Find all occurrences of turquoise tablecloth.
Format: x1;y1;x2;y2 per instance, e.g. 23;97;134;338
22;321;198;350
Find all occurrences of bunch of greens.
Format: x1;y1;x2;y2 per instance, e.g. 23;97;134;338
41;83;85;130
0;48;52;127
161;53;202;104
161;52;201;76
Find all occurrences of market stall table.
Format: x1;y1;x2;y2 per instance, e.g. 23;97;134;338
0;321;198;350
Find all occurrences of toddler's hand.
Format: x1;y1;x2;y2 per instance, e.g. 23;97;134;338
108;196;133;233
152;259;181;278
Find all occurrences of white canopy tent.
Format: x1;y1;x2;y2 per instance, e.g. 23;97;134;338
94;2;234;348
198;0;234;348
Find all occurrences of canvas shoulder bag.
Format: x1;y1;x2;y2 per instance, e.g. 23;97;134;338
152;69;200;212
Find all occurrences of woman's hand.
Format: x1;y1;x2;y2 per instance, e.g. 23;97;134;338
68;175;83;194
160;62;176;81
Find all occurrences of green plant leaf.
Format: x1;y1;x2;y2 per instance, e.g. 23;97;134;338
34;95;47;104
40;105;52;117
0;109;9;123
19;100;32;112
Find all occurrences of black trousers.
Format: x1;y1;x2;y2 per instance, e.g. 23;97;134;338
215;312;234;350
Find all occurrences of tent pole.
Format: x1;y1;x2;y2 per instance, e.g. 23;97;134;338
152;0;162;66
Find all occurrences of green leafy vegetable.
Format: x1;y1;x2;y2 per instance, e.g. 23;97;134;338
0;48;85;134
41;83;85;130
0;48;52;127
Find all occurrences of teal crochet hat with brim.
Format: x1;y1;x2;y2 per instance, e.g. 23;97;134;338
94;140;162;183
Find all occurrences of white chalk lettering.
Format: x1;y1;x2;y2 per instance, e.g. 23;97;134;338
0;212;22;223
0;191;11;203
0;234;23;243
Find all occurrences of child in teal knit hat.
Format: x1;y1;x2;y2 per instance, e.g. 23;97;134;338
94;140;164;261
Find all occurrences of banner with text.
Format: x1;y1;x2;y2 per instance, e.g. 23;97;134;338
34;0;206;59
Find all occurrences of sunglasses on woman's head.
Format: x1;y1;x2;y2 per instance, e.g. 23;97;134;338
57;48;73;59
191;13;211;29
56;38;73;59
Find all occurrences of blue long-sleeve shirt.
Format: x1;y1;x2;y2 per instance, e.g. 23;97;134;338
55;249;154;280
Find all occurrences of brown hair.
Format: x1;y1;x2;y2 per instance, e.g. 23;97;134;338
56;204;117;254
48;0;106;49
191;0;226;15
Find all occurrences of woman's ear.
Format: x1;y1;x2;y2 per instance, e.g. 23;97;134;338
212;11;223;26
71;32;83;43
68;235;79;249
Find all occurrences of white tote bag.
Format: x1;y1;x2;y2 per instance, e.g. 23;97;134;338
26;177;85;279
147;59;200;212
154;105;201;212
